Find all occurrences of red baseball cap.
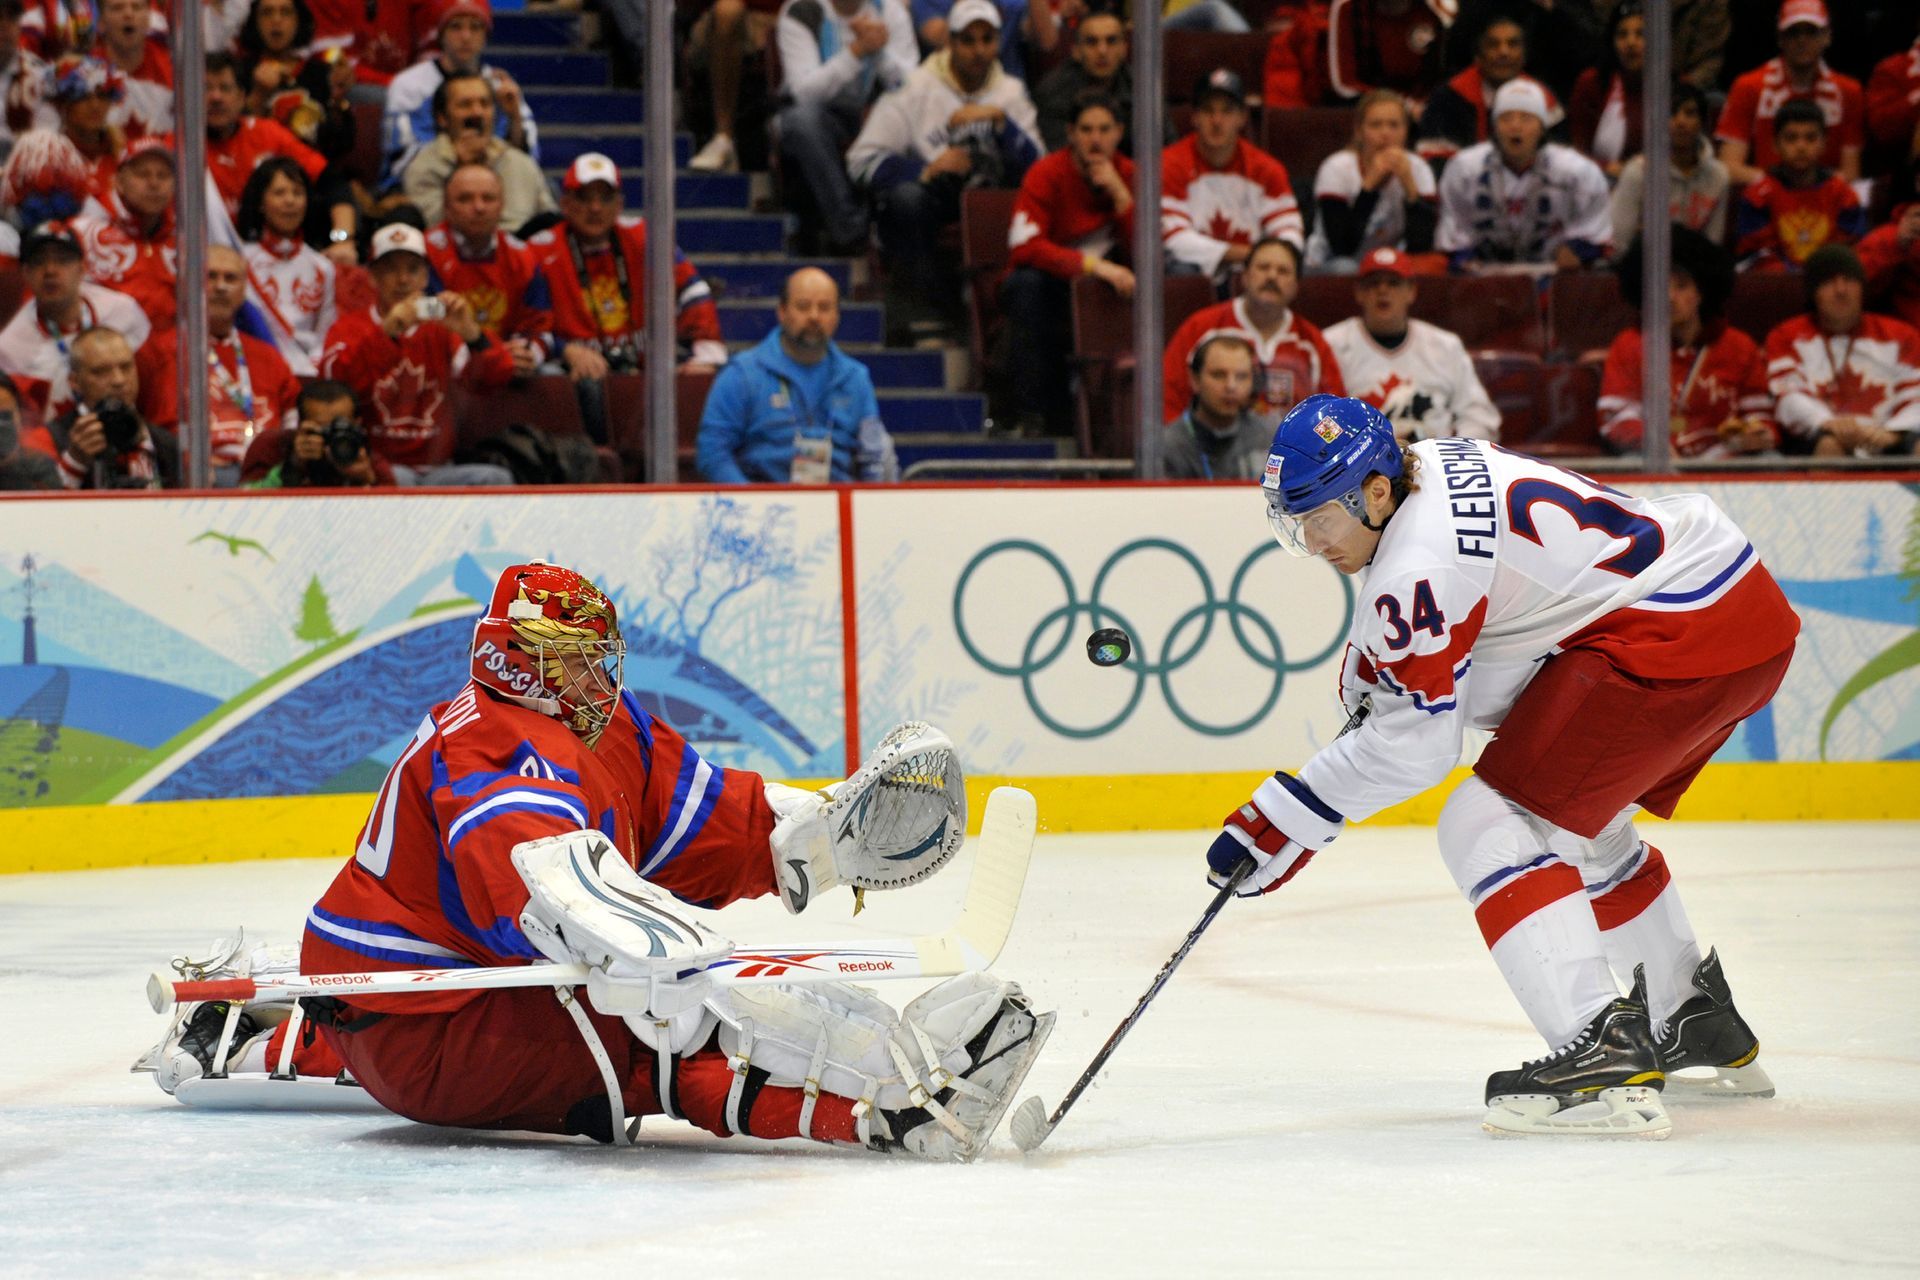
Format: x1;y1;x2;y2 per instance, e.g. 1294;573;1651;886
1357;247;1414;279
1777;0;1828;30
438;0;492;32
563;152;621;193
120;134;176;169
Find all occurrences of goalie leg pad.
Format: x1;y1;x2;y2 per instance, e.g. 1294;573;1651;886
133;934;306;1095
712;981;911;1143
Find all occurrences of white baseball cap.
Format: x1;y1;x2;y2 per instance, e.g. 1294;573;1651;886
947;0;1002;34
564;152;622;193
1490;77;1550;127
370;222;429;261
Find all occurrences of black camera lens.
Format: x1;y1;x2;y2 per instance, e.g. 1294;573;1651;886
322;416;366;467
94;397;142;453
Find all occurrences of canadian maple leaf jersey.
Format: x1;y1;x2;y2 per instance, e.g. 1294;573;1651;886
1160;135;1305;277
303;683;778;1014
1295;438;1799;823
1764;313;1920;441
1322;316;1500;441
1160;298;1344;423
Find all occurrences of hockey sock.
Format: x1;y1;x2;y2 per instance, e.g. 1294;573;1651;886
1586;838;1703;1030
1473;855;1620;1048
1439;777;1617;1049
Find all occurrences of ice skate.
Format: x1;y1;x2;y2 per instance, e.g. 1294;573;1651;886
1483;969;1671;1139
132;933;308;1098
875;984;1056;1163
1657;949;1774;1099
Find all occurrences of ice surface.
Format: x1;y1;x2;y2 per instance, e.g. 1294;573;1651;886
2;824;1916;1276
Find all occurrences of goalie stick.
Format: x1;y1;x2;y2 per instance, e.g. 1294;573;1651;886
148;786;1038;1014
1009;701;1373;1154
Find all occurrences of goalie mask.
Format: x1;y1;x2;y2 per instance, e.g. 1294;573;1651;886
472;562;625;745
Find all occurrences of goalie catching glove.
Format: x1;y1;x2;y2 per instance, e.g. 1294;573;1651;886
1205;771;1345;897
514;830;736;1055
766;720;967;915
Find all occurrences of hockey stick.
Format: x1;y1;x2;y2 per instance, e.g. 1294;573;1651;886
1008;701;1372;1154
147;785;1038;1014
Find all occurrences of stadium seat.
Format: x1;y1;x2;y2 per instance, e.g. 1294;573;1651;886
1259;107;1353;226
1547;270;1636;361
1164;31;1269;104
346;100;385;189
0;258;21;328
1528;361;1604;458
961;188;1019;383
1726;272;1807;344
1069;274;1137;459
450;375;622;482
1164;273;1216;333
1293;274;1359;330
606;369;718;482
1474;350;1542;446
1434;274;1544;353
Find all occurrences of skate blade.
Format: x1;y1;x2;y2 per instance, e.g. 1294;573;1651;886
1662;1062;1775;1100
173;1074;389;1113
1482;1086;1672;1139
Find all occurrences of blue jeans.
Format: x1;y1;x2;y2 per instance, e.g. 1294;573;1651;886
777;94;869;246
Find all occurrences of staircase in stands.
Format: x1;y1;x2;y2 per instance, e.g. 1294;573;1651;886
492;5;1063;478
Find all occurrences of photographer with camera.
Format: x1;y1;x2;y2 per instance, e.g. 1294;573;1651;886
319;221;516;486
48;326;176;489
245;379;394;488
138;245;300;487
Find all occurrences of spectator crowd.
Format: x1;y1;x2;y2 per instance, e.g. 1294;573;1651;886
0;0;1917;492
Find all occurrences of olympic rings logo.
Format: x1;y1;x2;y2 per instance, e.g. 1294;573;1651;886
951;538;1354;739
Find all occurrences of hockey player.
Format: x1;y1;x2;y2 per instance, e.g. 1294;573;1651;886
1208;396;1798;1137
141;561;1052;1160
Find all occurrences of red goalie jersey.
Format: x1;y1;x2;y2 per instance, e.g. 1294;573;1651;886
302;683;778;1014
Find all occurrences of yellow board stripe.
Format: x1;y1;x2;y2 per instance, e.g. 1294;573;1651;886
1;761;1915;876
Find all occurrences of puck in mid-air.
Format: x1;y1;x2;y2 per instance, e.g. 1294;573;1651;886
1086;627;1132;667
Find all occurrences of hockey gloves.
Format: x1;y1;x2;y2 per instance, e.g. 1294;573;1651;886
1206;772;1345;897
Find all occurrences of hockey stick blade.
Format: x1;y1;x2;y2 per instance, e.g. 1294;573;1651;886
149;786;1038;1013
1013;701;1371;1154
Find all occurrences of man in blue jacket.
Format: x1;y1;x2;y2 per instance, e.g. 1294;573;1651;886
697;267;899;483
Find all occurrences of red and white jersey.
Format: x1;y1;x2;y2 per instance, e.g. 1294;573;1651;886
1715;57;1865;173
1161;298;1344;423
1007;147;1137;281
1323;317;1499;441
1866;39;1920;153
529;216;726;367
1;48;59;145
72;193;177;329
102;39;172;139
0;282;150;418
1304;146;1436;268
244;235;338;376
206;118;327;218
1599;324;1775;458
138;328;300;466
302;684;778;1015
320;303;514;468
1764;313;1920;440
1296;438;1800;821
1160;135;1304;277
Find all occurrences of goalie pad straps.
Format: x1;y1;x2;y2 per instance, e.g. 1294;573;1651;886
271;1002;305;1080
554;986;633;1147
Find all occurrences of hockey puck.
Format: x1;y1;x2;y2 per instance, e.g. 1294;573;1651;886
1085;627;1131;668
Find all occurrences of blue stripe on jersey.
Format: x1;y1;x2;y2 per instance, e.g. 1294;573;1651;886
1469;852;1560;903
640;750;720;876
1643;543;1753;605
1375;660;1472;715
1585;845;1647;897
435;846;543;960
446;788;590;853
305;905;479;968
621;689;655;747
1273;771;1344;824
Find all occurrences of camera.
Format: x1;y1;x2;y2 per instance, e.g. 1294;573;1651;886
93;397;143;453
321;416;366;468
415;296;447;321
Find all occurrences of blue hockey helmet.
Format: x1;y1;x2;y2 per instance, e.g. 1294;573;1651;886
1260;394;1403;557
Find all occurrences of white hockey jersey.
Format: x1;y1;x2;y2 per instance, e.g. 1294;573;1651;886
244;236;338;377
1323;317;1500;442
1294;438;1799;822
1435;141;1612;265
0;282;151;419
